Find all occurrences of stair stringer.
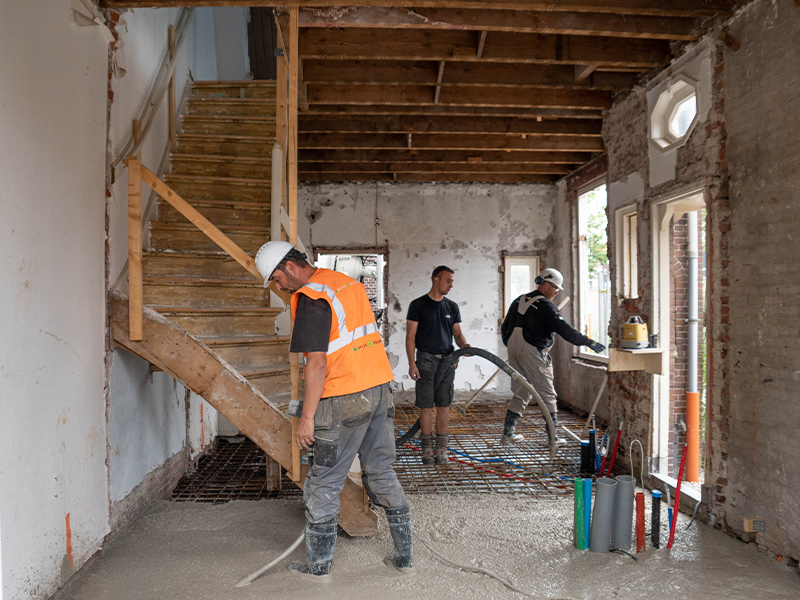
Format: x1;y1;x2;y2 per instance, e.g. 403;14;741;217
109;290;378;536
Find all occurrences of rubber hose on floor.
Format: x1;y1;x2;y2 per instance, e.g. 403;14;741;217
396;347;557;463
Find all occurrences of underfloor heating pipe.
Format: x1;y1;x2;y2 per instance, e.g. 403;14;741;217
611;475;635;551
651;490;662;549
575;478;586;550
583;478;592;548
590;477;617;553
635;492;646;553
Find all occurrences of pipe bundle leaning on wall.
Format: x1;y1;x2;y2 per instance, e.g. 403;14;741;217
590;478;617;553
611;475;636;551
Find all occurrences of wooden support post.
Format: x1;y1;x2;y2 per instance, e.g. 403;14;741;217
276;53;289;239
127;156;143;341
168;25;177;152
288;6;301;483
265;455;282;491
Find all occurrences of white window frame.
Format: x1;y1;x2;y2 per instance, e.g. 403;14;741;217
503;255;539;316
649;74;699;153
575;182;609;363
614;204;639;299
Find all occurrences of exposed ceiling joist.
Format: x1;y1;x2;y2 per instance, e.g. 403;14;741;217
305;105;604;119
299;149;594;164
298;29;670;68
102;1;733;19
300;162;572;174
293;7;702;40
299;172;559;184
301;60;639;90
299;132;605;151
298;115;603;136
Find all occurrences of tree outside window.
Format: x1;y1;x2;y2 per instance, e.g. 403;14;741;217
577;183;610;357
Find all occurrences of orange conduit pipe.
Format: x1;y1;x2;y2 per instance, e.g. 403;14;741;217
686;392;700;483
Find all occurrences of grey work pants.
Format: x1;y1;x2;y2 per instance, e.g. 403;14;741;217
507;329;558;415
304;382;409;524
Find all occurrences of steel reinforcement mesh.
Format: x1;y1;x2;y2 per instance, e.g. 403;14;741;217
172;404;599;502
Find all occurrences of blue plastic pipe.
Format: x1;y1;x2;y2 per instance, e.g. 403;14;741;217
583;478;592;546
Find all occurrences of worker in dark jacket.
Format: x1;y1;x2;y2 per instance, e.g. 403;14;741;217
500;268;605;446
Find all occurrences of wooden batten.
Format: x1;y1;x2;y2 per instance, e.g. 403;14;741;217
127;156;143;340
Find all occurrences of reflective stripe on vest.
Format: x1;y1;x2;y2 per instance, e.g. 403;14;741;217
301;281;380;355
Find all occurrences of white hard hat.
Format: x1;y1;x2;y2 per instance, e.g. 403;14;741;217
255;240;294;280
536;268;564;291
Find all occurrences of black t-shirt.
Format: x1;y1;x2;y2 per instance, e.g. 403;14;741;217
407;294;462;355
500;290;591;350
290;294;332;353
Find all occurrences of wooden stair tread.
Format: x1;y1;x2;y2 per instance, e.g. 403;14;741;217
172;153;273;164
143;275;261;285
152;306;283;315
153;197;269;210
240;364;291;377
201;335;290;346
176;134;275;143
193;80;277;87
165;174;271;185
149;221;269;233
189;98;277;105
182;114;276;123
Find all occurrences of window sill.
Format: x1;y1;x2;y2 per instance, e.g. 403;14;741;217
575;352;609;365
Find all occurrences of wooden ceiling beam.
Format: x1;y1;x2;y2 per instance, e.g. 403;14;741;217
302;60;639;90
103;2;732;20
299;161;572;174
299;132;605;152
300;29;670;68
305;104;603;119
295;7;701;41
307;84;612;110
299;149;595;164
299;115;602;136
299;172;559;184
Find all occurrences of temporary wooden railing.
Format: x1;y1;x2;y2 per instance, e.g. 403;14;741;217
125;158;290;341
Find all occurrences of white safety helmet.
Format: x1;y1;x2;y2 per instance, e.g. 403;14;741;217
535;268;564;291
255;240;294;281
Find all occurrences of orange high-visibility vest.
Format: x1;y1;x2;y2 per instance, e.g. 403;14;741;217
290;268;394;398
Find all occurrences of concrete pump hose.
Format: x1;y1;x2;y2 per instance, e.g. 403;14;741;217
234;530;305;587
396;347;556;462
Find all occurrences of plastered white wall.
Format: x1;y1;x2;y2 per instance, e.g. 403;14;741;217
108;7;217;288
213;7;250;80
107;350;189;503
187;392;219;458
0;4;110;599
299;182;558;393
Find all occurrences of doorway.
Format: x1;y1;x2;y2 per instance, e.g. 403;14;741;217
652;192;708;485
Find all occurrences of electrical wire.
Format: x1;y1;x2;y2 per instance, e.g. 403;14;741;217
686;499;703;530
629;439;645;490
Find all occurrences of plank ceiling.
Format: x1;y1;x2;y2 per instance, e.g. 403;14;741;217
103;1;734;184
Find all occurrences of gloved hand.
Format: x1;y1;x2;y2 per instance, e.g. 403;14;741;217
589;341;606;354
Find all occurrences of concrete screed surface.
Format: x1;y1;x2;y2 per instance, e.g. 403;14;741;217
53;494;798;600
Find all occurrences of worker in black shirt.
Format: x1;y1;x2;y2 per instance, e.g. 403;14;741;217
500;268;605;446
406;266;470;465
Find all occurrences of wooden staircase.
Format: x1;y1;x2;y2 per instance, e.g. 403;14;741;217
113;80;377;536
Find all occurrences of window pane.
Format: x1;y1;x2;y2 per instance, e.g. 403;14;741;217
509;264;530;302
578;184;610;356
668;94;697;138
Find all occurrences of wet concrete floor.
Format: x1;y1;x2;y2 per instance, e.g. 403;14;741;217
53;493;798;600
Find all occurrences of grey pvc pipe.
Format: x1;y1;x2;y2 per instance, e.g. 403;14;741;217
611;475;636;551
590;477;617;553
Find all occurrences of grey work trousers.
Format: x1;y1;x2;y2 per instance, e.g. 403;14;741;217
507;329;558;415
304;382;409;524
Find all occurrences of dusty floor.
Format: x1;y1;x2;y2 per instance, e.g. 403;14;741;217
54;493;798;600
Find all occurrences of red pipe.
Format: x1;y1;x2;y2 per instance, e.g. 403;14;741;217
667;442;688;549
636;492;646;553
604;426;622;477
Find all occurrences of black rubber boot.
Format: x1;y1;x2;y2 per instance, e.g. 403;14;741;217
434;433;449;464
289;517;337;583
384;506;414;574
546;412;567;447
420;433;435;465
501;410;524;445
